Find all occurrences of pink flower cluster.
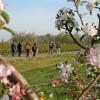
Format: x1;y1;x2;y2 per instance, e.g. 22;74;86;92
55;7;73;29
10;83;25;100
51;79;61;87
0;64;15;85
87;47;100;69
0;64;26;99
74;76;84;84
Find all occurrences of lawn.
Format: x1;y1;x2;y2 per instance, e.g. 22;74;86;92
1;54;99;100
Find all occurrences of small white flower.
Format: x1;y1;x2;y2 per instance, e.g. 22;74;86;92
49;93;54;98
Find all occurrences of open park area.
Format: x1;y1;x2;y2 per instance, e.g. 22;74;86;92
0;53;99;100
0;0;100;100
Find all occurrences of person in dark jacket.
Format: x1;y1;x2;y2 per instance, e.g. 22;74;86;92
17;42;22;57
32;43;38;56
49;41;54;55
11;41;16;57
56;41;61;54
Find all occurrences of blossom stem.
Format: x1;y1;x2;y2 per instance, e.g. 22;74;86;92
74;2;84;25
78;73;100;100
65;26;87;50
97;14;100;34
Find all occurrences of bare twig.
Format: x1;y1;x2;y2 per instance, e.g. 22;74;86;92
74;2;84;25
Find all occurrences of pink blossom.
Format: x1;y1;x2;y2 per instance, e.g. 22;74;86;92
12;96;20;100
55;20;62;29
74;76;84;84
55;7;73;29
7;65;15;75
12;83;21;95
20;89;25;96
1;77;9;85
0;0;6;12
63;79;68;84
0;64;7;78
60;7;71;13
86;0;96;13
51;79;61;87
87;47;100;69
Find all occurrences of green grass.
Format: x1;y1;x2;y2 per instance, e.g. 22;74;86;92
0;54;99;100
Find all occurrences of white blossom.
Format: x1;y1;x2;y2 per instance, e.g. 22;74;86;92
82;24;97;37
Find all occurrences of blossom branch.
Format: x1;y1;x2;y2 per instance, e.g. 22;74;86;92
78;73;100;100
0;56;39;100
65;25;87;50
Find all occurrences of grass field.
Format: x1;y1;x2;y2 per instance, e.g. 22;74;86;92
0;54;99;100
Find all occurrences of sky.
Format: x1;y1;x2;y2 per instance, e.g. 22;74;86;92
0;0;99;41
0;0;69;41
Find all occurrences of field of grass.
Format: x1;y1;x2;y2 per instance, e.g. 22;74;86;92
0;53;97;100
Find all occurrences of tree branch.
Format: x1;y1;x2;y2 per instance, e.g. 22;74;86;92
65;25;87;50
74;2;84;25
97;14;100;34
78;73;100;100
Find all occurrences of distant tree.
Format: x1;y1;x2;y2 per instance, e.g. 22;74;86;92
11;32;36;44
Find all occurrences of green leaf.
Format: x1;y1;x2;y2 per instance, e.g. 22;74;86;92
93;38;100;44
3;27;17;36
80;34;86;41
96;1;100;6
80;1;87;4
0;11;10;24
0;20;5;29
76;28;80;32
67;0;73;2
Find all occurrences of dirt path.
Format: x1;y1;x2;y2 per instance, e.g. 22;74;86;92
1;51;79;61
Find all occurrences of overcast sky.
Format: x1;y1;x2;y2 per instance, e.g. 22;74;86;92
0;0;99;41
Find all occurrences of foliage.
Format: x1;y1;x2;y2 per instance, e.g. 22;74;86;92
55;0;100;99
55;0;100;49
0;54;98;100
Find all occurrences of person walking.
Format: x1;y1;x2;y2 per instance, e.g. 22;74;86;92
32;43;38;56
17;42;22;57
56;41;61;54
49;41;54;55
11;41;16;57
25;42;31;57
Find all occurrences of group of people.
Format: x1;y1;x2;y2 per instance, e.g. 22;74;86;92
49;41;61;55
10;41;61;57
11;41;38;57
